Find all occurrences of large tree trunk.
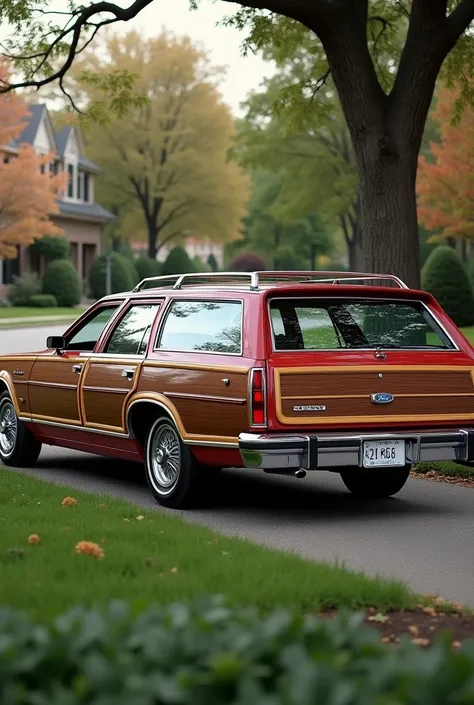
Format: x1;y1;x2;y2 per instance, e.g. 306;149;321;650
355;136;420;288
147;220;158;260
347;221;363;272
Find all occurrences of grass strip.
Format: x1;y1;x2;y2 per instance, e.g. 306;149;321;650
0;306;86;319
415;462;474;479
0;468;418;621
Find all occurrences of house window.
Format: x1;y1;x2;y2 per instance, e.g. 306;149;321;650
84;173;90;202
77;171;84;200
67;164;74;198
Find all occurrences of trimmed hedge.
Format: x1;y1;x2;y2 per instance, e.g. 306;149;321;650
29;234;70;261
162;246;195;275
421;246;474;327
120;253;140;288
42;259;81;307
88;252;135;298
28;293;58;308
135;256;162;282
0;598;473;704
231;252;267;271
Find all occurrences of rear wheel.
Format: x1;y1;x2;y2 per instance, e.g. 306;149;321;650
0;391;42;467
340;464;411;498
144;417;201;509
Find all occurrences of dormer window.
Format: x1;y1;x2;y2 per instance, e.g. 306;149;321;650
84;173;90;202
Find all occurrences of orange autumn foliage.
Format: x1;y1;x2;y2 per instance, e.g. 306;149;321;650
417;87;474;242
0;60;65;259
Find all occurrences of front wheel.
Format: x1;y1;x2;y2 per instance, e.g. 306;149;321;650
340;464;411;498
0;391;42;467
144;417;201;509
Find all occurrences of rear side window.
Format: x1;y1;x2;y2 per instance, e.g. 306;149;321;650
157;300;242;354
270;298;455;351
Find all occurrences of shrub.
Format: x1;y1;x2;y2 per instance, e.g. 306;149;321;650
28;294;58;308
0;299;11;308
42;259;81;308
135;256;162;282
207;252;219;271
118;253;140;288
88;252;135;299
0;598;473;703
29;235;70;262
421;246;474;327
162;246;195;275
7;273;41;306
192;255;211;272
230;252;267;271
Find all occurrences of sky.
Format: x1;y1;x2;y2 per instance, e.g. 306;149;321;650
1;0;274;115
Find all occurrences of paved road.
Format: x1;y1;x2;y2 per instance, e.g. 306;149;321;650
2;326;474;606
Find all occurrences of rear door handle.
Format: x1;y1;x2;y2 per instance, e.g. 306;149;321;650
121;368;135;380
72;364;82;374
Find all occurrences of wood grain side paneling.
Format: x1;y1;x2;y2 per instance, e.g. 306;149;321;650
81;361;141;430
29;359;82;422
138;364;248;438
281;395;474;418
0;359;35;414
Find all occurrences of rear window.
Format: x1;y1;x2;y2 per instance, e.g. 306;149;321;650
269;298;455;351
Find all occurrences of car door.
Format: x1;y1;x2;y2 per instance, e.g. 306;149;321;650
80;301;161;433
28;304;122;425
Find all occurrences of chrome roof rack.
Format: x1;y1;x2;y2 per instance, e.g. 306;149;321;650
132;270;408;292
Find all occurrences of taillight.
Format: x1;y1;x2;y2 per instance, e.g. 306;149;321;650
250;368;266;427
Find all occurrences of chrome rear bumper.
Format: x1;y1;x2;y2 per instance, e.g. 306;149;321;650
239;429;474;470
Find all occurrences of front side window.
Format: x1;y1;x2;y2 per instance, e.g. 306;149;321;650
270;298;455;351
105;304;160;355
157;300;242;354
66;306;120;352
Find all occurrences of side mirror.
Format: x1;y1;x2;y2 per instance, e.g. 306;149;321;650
46;335;66;351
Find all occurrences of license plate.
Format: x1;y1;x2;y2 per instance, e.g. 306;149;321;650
362;439;406;468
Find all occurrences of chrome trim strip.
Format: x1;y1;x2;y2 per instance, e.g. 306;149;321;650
266;296;460;353
164;391;245;405
21;417;129;438
185;439;239;448
153;297;244;357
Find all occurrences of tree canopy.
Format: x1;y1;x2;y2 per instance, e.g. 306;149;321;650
3;1;474;285
0;59;64;259
62;31;248;259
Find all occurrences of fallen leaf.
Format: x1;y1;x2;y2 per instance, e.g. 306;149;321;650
368;613;388;623
98;504;107;509
412;638;430;647
381;636;391;644
408;625;419;636
123;518;130;523
62;497;77;507
75;541;104;560
170;567;178;574
422;607;437;617
452;641;462;649
27;534;40;545
136;515;144;521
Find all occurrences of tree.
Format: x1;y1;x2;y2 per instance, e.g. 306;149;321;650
231;252;267;271
162;246;195;275
0;60;64;259
421;246;474;327
42;259;81;308
68;32;249;259
4;3;474;287
418;86;474;247
237;170;333;269
88;252;134;299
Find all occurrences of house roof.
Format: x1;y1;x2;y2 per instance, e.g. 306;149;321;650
12;104;51;149
56;200;114;224
12;105;101;172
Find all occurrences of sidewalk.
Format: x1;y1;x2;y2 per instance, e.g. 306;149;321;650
0;314;78;329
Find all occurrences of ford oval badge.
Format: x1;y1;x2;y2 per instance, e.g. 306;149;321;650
371;392;394;405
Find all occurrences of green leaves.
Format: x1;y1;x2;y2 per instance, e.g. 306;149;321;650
1;597;474;704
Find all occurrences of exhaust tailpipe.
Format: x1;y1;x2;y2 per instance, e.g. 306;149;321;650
294;468;306;479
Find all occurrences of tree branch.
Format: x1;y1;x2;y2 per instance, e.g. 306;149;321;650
445;0;474;47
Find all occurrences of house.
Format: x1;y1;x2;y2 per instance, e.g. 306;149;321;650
0;104;113;293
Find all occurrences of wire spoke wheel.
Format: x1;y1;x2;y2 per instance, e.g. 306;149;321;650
150;423;181;493
0;401;18;456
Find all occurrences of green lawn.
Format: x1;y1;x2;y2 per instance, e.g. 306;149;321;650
0;469;421;622
0;306;86;319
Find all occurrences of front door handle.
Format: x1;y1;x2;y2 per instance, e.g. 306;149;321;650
72;364;82;374
121;368;135;380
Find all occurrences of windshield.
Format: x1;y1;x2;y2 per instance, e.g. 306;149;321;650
269;298;455;351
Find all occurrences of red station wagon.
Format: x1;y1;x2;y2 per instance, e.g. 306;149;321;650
1;270;473;509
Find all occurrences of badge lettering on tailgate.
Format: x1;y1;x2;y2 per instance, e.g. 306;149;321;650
293;405;326;412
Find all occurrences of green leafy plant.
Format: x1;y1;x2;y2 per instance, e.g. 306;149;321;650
135;256;162;282
7;272;41;306
42;259;81;308
162;246;195;275
88;252;135;298
421;246;474;327
28;293;58;308
231;252;267;271
0;597;473;704
208;253;219;272
29;235;70;262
